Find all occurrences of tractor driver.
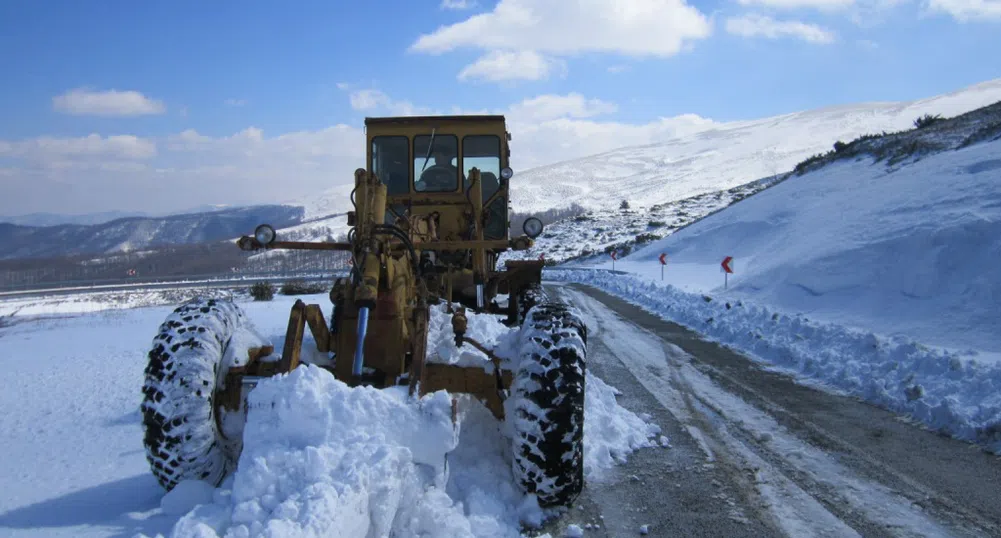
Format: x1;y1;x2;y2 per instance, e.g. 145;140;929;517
417;147;460;192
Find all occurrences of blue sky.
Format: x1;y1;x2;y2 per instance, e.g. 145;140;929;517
1;0;999;216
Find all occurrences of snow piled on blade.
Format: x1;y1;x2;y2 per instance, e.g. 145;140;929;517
168;365;468;537
146;302;659;538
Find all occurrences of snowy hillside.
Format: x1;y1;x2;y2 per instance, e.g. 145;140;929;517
500;174;785;265
509;78;1001;214
548;118;1001;453
626;129;1001;356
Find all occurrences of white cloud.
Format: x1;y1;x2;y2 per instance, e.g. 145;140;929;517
607;64;631;73
411;0;712;82
726;14;837;43
348;89;389;110
927;0;1001;20
346;88;433;116
736;0;854;9
224;98;248;107
52;88;166;116
0;134;157;161
441;0;477;8
458;50;566;82
508;93;618;122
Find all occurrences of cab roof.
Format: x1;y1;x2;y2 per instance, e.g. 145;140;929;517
364;115;506;126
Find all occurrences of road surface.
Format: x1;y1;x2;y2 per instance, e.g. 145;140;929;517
534;283;1001;537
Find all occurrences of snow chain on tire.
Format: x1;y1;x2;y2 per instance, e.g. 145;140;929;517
510;302;587;507
141;297;253;491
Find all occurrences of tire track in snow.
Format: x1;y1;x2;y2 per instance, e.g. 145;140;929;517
555;285;854;537
557;284;997;537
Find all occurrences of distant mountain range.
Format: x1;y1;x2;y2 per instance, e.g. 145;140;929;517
0;204;249;227
0;205;305;260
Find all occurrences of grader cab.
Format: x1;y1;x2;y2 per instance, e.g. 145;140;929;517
140;115;588;509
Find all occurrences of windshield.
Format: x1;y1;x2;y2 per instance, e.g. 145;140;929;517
413;134;459;192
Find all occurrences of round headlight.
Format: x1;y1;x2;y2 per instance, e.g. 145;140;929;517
500;167;514;180
254;224;276;245
523;217;543;239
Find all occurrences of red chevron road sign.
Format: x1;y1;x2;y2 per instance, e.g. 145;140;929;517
721;256;734;274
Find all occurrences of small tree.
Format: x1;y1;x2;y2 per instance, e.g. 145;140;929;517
619;200;630;210
250;281;275;301
914;114;943;129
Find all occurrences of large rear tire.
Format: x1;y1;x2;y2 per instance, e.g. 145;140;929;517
509;302;587;507
141;297;267;491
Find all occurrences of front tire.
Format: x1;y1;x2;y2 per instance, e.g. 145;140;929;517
509;302;587;507
140;297;267;491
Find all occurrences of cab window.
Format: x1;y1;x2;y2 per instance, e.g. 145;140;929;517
371;136;409;195
462;135;501;201
413;134;459;192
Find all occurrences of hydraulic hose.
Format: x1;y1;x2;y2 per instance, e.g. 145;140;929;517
353;306;370;377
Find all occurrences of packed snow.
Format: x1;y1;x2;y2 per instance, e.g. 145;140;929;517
0;292;660;538
548;136;1001;453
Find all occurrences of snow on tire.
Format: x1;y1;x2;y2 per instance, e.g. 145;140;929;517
516;283;548;325
141;297;267;491
509;302;587;507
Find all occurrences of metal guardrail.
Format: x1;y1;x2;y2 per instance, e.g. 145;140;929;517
0;271;349;297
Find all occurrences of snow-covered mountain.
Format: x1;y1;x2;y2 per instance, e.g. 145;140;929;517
508;78;1001;214
506;96;1001;267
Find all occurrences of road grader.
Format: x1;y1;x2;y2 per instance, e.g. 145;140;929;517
140;115;588;508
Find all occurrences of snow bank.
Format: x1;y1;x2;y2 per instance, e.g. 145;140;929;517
582;373;661;475
546;269;1001;453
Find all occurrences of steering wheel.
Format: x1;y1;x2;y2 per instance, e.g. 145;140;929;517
416;164;457;192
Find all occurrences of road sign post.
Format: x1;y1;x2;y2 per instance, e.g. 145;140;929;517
659;253;666;281
721;256;734;289
610;250;617;270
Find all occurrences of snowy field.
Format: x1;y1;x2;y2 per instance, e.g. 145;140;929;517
0;291;661;538
551;136;1001;453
